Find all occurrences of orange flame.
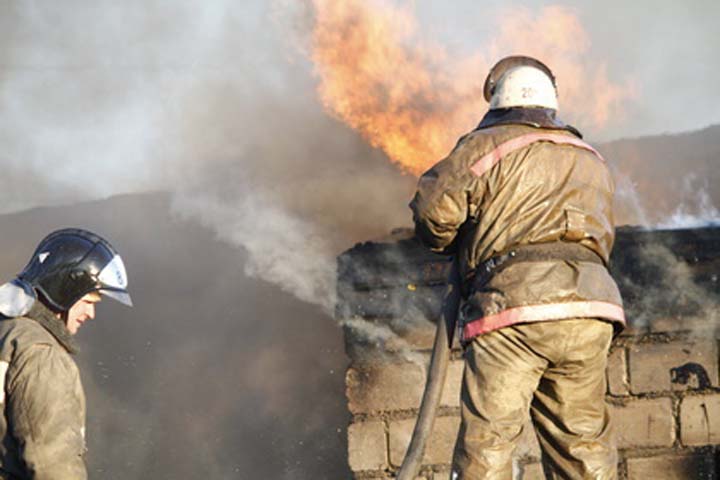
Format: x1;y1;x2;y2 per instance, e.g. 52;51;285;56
309;1;635;175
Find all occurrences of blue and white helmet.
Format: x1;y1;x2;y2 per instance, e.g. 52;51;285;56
18;228;132;311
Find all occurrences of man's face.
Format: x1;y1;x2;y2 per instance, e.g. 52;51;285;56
65;292;101;335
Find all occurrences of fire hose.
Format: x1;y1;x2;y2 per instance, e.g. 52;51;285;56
396;257;461;480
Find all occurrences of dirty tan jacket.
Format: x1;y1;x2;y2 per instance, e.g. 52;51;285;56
0;302;87;480
410;122;624;340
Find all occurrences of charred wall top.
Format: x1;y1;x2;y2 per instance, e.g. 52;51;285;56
337;225;720;358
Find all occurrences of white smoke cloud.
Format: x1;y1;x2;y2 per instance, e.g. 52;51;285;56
611;167;651;227
1;0;718;213
342;317;427;367
655;175;720;229
613;170;720;230
172;192;338;313
0;2;718;477
1;0;717;349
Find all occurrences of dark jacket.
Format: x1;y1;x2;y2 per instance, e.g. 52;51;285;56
0;302;87;479
410;112;624;341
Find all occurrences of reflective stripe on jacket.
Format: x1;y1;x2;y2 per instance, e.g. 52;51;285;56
410;122;624;341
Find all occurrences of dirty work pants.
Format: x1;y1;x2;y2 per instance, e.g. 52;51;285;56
451;318;616;480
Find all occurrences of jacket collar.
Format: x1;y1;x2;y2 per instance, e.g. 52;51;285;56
475;107;583;138
25;301;78;354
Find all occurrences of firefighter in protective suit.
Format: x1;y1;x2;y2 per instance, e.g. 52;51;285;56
0;228;132;479
410;56;625;479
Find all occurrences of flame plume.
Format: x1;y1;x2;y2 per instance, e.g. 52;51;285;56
310;1;635;175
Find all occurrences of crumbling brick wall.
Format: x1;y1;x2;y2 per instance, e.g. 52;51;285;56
337;226;720;479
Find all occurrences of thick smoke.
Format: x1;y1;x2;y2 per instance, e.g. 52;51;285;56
0;0;418;301
611;170;651;227
173;191;338;311
1;1;718;289
0;1;719;478
601;125;720;228
655;175;720;229
0;194;360;479
0;2;415;479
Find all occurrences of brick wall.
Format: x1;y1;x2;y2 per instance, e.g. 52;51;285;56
337;226;720;479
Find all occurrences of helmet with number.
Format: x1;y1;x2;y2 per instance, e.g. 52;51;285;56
18;228;132;311
483;55;558;110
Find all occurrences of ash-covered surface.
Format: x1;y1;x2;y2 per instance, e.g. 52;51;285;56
337;226;720;343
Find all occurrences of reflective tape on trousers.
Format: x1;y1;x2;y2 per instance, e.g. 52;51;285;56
462;301;626;340
469;132;605;178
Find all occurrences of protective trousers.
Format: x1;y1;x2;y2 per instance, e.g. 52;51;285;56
451;319;616;480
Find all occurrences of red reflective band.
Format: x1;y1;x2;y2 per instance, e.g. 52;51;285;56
469;133;605;178
462;301;625;340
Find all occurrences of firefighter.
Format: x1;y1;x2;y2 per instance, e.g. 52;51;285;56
410;56;625;479
0;228;132;479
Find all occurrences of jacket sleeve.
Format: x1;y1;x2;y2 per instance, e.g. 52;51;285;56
6;344;87;480
409;138;478;253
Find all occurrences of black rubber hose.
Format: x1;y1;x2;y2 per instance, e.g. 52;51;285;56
396;260;461;480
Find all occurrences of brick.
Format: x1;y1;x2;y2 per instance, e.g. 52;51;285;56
440;360;464;407
619;320;647;337
611;398;675;448
395;320;438;350
518;462;544;479
680;393;720;446
346;362;426;414
339;285;445;323
348;421;388;472
650;315;716;334
388;416;460;467
607;348;629;396
628;340;718;394
342;319;433;362
627;454;716;480
387;415;541;469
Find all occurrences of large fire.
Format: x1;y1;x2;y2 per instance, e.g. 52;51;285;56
309;1;635;175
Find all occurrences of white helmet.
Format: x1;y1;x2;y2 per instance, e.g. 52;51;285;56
484;56;558;110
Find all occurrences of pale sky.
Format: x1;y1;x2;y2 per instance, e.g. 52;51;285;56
0;0;717;213
414;0;720;140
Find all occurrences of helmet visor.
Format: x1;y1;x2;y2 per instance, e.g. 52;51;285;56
99;288;133;307
98;255;128;289
97;255;132;307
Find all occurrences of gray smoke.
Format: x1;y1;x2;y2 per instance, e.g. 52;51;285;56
0;1;719;478
0;2;416;478
611;168;651;227
173;192;338;313
655;175;720;229
601;125;720;228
